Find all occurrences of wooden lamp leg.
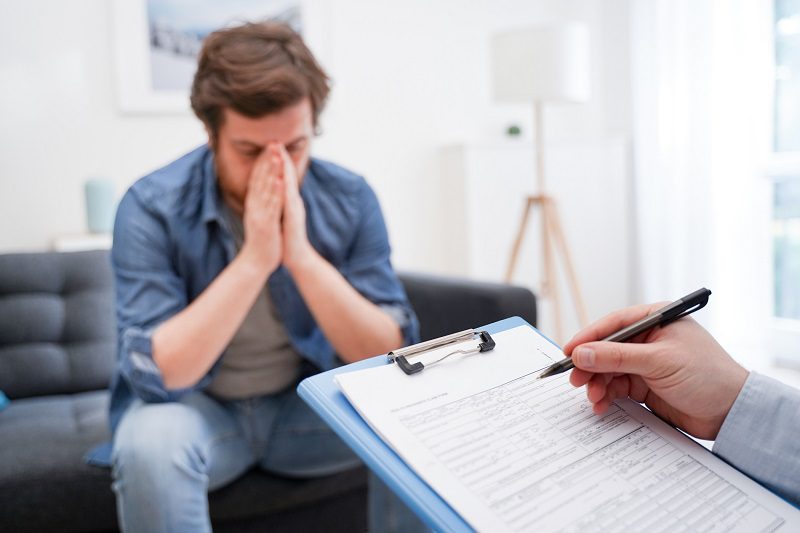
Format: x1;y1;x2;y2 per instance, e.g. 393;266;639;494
547;198;589;327
505;194;588;342
505;101;588;341
541;196;563;340
505;197;534;283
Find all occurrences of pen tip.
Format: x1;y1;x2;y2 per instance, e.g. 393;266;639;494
537;368;555;380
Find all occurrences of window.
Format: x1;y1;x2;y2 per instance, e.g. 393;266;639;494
773;1;800;322
775;0;800;152
774;178;800;318
771;1;800;364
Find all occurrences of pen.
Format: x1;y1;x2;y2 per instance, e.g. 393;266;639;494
537;288;712;380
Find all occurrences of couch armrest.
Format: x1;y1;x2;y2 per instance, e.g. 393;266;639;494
398;272;536;342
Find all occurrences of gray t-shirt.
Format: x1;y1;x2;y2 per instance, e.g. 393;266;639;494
206;206;302;399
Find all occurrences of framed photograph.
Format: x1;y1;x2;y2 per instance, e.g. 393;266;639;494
112;0;303;114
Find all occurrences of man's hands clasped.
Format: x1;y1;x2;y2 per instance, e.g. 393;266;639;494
240;143;314;278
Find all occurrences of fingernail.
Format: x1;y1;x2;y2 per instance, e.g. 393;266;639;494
574;347;595;368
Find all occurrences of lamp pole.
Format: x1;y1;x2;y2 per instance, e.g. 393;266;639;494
505;101;588;341
494;23;591;341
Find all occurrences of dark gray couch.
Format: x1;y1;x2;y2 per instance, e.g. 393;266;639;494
0;250;536;532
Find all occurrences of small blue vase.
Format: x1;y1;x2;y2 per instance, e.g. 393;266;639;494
84;179;115;234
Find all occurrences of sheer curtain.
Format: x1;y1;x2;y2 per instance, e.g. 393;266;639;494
630;0;773;364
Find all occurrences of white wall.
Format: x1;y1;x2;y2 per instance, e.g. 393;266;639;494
0;0;207;251
0;0;633;329
313;0;633;278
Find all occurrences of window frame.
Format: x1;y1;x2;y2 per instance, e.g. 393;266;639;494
766;2;800;366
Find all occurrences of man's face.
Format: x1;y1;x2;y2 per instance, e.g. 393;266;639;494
213;98;313;214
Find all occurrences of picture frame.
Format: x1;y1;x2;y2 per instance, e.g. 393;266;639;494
111;0;303;114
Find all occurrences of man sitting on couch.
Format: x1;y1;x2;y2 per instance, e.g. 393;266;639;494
107;21;418;532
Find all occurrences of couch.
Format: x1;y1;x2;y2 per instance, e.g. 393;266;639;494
0;250;536;532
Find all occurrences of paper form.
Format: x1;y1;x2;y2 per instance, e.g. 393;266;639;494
335;326;800;532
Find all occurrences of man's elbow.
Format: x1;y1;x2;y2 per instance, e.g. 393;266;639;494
340;325;404;363
152;348;199;391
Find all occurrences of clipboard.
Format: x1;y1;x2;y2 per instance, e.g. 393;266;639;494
299;316;800;531
296;316;532;532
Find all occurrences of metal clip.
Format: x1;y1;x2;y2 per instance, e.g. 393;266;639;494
387;330;496;375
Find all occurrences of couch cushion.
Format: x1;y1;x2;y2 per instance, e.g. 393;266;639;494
399;271;537;341
0;390;118;532
0;251;115;398
0;390;367;532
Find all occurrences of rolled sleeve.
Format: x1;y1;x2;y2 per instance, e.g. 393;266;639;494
112;190;199;403
116;327;209;403
713;371;800;506
379;303;418;347
341;184;420;347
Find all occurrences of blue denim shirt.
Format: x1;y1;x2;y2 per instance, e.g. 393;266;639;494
106;145;419;437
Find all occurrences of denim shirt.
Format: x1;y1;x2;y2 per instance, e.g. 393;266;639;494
106;145;419;437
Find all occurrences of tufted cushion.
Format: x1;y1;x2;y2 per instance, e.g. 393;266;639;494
0;251;115;399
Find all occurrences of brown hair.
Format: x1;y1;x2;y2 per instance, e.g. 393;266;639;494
190;21;330;137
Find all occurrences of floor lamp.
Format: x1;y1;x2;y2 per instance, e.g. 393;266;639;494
492;24;591;341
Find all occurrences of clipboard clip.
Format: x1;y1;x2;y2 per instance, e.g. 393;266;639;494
387;329;496;375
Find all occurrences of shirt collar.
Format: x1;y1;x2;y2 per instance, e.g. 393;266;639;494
200;147;224;225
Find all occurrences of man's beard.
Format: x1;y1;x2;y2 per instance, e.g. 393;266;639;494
214;158;246;216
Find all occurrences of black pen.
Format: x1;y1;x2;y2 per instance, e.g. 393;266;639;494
537;288;712;380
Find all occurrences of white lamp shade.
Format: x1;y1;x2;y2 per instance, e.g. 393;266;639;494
492;23;590;103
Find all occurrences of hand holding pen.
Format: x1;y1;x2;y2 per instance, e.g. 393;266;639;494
539;289;712;379
543;289;749;440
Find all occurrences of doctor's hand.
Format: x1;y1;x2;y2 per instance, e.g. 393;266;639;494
241;144;284;277
563;303;749;440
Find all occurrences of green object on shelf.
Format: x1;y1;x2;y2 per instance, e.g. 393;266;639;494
506;125;522;137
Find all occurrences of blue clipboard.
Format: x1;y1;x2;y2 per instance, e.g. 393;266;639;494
296;316;540;532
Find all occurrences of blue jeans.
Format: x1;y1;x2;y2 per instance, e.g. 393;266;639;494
111;386;426;532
